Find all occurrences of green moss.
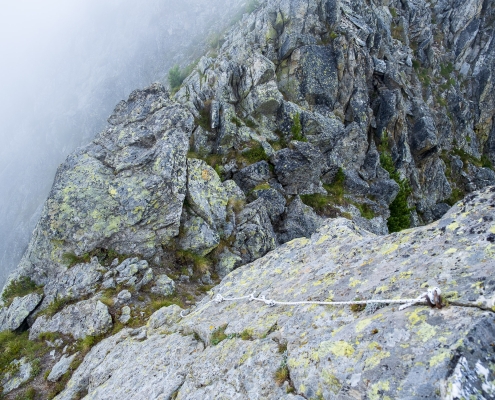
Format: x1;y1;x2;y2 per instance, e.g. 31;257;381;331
62;252;90;268
211;324;228;345
240;329;254;340
2;277;42;306
193;99;214;132
274;365;289;385
63;248;128;268
412;59;420;70
481;155;493;169
389;7;397;18
291;113;306;142
176;250;211;274
39;295;73;318
300;168;346;217
245;119;257;129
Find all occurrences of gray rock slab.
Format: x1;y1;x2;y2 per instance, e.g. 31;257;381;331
29;299;112;340
48;353;79;382
0;292;43;332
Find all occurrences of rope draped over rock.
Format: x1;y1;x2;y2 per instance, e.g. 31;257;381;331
179;287;443;318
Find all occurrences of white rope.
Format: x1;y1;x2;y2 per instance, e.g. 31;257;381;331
179;288;442;319
211;287;441;310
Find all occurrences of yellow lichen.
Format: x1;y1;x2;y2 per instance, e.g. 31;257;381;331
429;350;451;367
369;381;390;400
415;323;436;342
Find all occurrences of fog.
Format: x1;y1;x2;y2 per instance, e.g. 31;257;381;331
0;0;247;287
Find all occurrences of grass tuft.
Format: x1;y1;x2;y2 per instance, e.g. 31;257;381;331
2;277;42;306
210;324;228;345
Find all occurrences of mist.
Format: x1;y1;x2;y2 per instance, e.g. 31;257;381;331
0;0;247;287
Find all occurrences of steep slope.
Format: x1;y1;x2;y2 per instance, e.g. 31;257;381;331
1;0;495;398
54;186;495;399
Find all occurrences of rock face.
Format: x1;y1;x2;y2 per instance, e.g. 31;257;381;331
53;186;495;399
0;293;42;332
9;84;194;286
29;299;112;340
2;0;495;397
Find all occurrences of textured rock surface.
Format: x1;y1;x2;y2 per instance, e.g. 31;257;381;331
54;186;495;399
47;353;79;383
7;84;194;287
1;358;32;395
0;293;42;332
29;299;112;340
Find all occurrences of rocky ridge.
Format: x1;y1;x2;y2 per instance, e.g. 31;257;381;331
1;0;495;398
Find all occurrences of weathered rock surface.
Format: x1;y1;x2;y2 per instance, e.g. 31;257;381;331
29;299;112;340
54;187;495;399
47;353;79;383
7;84;194;287
0;293;42;332
1;358;32;395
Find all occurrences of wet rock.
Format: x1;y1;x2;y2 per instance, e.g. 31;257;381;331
12;84;193;286
277;196;322;244
57;187;495;400
233;198;277;264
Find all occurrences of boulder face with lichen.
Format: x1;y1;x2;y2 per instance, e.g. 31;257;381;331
52;186;495;399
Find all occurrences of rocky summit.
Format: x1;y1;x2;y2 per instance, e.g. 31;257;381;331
1;0;495;398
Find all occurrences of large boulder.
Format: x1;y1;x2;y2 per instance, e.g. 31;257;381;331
11;84;194;286
273;141;326;195
29;299;112;340
0;293;43;332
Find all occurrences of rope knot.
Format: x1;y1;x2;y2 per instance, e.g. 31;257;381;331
214;294;224;303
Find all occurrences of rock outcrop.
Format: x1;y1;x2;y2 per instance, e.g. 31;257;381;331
2;0;495;398
54;186;495;399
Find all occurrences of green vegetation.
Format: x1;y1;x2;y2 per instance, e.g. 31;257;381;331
0;331;44;377
242;144;269;164
412;59;421;70
195;100;213;132
230;116;243;127
245;119;257;129
240;329;254;340
1;276;42;306
62;252;91;267
274;365;289;385
300;169;345;217
440;63;454;78
63;248;128;268
389;7;397;18
210;324;228;345
15;387;37;400
39;295;73;318
391;23;404;41
177;250;211;274
168;63;195;93
379;151;412;233
291;113;306;142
